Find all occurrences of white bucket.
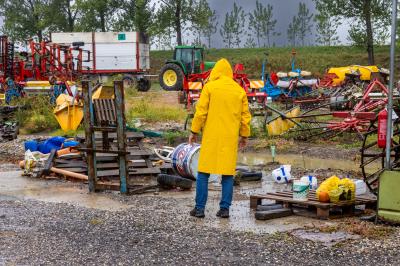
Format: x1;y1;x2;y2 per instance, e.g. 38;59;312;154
293;180;309;201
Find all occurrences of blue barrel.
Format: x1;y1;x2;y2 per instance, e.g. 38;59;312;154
171;143;200;180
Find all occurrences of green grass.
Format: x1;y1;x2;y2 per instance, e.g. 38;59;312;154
150;45;394;78
13;96;59;134
126;97;185;124
162;130;189;145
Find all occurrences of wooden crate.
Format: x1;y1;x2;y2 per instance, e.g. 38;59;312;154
250;191;376;219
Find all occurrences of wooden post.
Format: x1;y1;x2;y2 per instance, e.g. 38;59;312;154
82;81;97;192
114;80;128;193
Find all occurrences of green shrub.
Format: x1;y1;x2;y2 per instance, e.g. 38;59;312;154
13;96;59;134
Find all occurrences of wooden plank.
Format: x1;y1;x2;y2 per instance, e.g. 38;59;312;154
42;149;57;176
82;80;97;192
96;168;160;177
114;81;128;194
54;162;87;168
266;191;376;205
77;131;144;140
54;167;87;173
255;208;293;220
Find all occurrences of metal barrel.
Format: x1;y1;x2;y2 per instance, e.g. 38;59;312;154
171;143;200;180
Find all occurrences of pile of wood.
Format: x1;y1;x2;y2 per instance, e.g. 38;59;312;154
44;131;172;193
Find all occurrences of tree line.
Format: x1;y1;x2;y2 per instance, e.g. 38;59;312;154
0;0;392;64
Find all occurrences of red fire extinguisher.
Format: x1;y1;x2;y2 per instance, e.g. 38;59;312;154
378;109;388;148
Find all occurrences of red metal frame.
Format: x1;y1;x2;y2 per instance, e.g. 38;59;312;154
181;63;268;110
325;79;389;135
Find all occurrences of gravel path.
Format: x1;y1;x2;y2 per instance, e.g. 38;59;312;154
0;195;400;265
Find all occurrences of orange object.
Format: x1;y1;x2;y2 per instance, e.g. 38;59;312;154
318;191;330;203
57;147;79;157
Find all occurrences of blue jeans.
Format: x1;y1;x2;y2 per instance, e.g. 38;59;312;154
195;172;233;210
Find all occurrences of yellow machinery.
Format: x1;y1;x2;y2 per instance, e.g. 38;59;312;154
53;94;83;132
92;85;115;99
266;106;301;136
327;65;380;86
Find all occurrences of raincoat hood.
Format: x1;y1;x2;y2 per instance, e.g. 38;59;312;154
208;58;233;81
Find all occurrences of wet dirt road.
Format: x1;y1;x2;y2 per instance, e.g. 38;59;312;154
0;153;398;265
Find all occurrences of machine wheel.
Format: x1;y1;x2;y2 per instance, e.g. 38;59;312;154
136;78;151;92
360;118;400;194
122;75;135;89
157;174;193;190
159;63;184;91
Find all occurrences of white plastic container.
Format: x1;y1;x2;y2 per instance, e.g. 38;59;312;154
272;165;292;183
293;180;309;201
300;175;318;190
352;179;367;195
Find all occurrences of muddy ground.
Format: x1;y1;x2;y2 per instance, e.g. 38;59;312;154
0;170;399;265
0;89;397;265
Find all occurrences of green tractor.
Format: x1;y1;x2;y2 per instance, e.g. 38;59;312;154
159;46;215;91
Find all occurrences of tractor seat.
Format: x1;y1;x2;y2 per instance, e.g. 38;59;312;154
300;71;312;77
288;71;300;78
276;72;288;78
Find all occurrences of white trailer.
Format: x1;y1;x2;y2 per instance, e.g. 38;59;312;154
50;32;151;91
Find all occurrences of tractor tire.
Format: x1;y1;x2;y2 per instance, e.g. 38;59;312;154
122;75;135;89
157;174;193;190
136;78;151;92
159;63;184;91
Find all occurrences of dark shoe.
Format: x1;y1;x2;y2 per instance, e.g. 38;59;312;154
190;208;205;218
216;208;229;218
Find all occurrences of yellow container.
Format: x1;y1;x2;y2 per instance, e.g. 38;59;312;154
54;94;83;132
327;65;379;85
267;106;301;136
92;85;115;99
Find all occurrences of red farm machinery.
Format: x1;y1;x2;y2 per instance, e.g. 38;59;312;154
158;46;268;129
0;35;87;103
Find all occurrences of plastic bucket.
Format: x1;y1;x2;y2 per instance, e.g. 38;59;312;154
293;180;309;201
171;143;201;180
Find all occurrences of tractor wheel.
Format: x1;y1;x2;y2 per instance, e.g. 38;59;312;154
159;63;184;91
136;78;151;92
122;75;135;89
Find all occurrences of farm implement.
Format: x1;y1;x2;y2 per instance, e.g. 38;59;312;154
265;78;396;140
0;36;86;103
159;46;267;128
260;50;318;104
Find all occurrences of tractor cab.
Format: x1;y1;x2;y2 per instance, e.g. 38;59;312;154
159;46;215;91
174;46;204;74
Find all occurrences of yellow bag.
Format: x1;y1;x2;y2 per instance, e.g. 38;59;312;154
316;175;340;202
338;178;355;201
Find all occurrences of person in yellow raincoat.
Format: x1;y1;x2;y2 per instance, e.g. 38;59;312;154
189;58;251;218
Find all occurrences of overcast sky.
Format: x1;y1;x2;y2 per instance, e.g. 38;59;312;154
155;0;350;48
0;1;350;48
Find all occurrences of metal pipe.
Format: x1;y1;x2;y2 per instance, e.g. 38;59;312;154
385;0;398;169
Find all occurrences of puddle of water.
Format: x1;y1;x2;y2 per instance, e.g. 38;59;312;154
196;193;332;234
0;171;131;211
291;229;361;247
238;152;380;173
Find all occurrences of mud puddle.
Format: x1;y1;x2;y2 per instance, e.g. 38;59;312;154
0;171;132;211
238;152;379;174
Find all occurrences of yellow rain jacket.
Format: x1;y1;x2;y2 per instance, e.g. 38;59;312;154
191;58;251;175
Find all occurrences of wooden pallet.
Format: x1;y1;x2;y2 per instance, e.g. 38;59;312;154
250;191;377;219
